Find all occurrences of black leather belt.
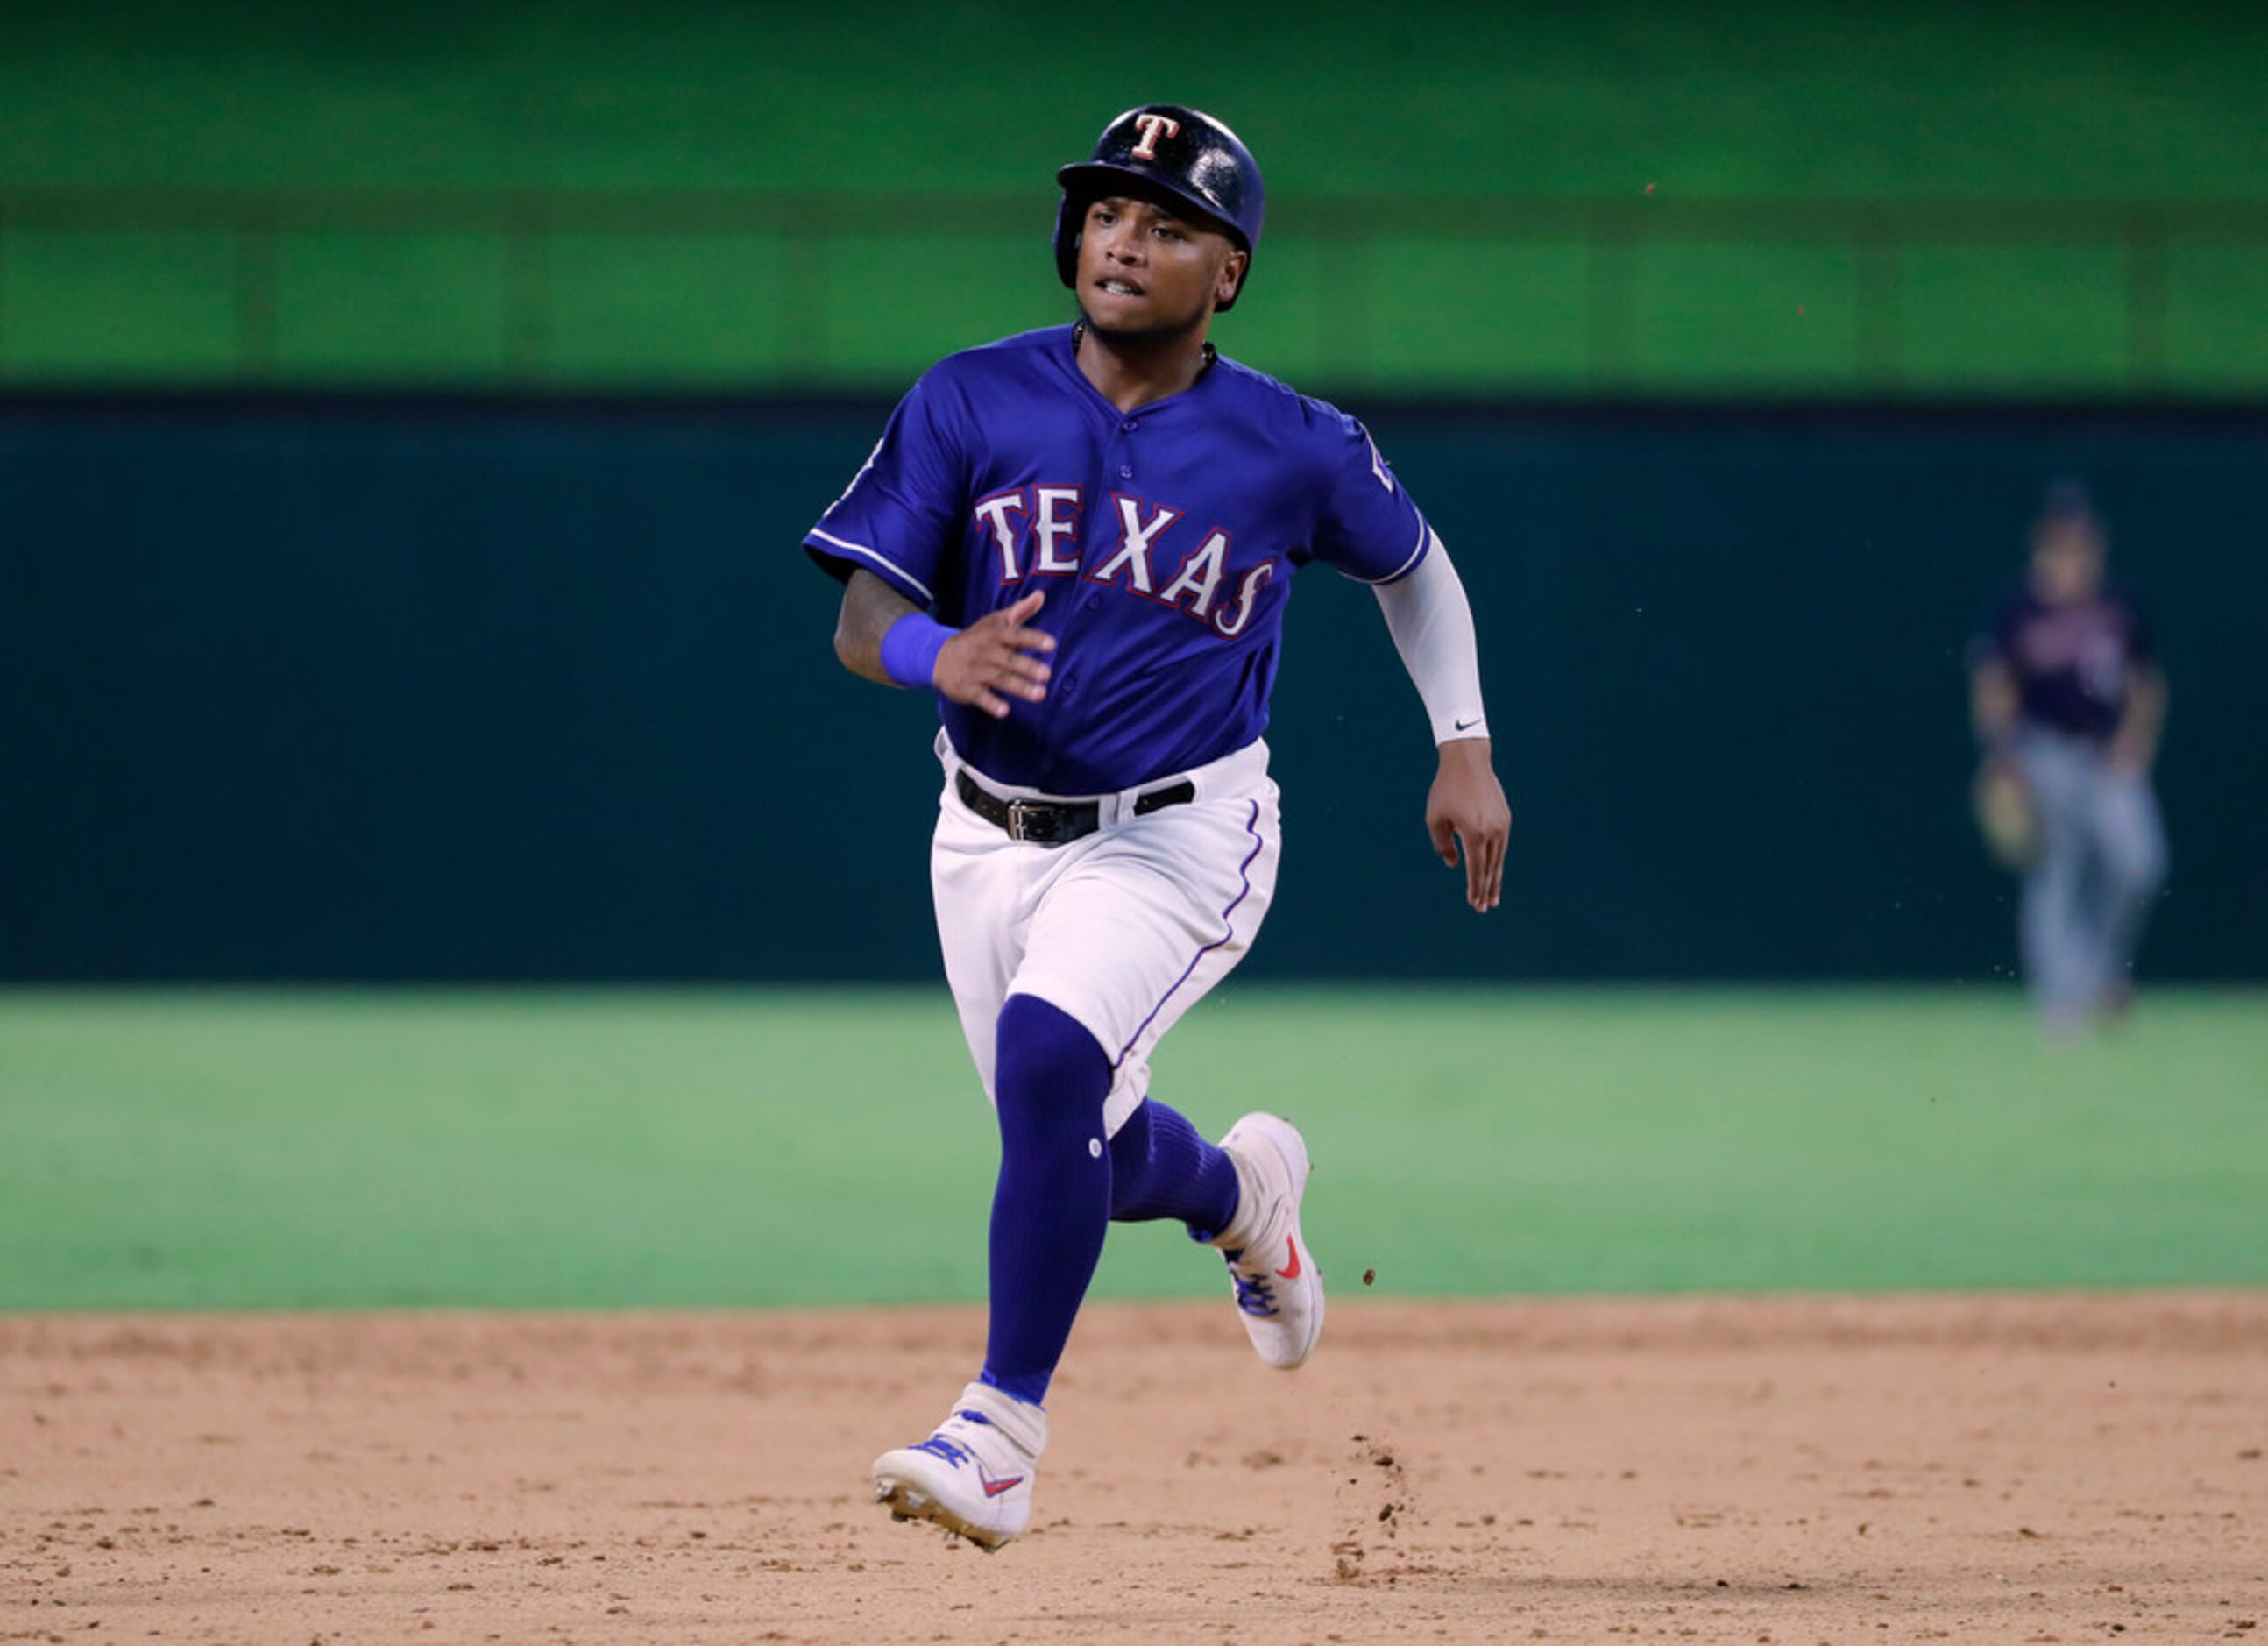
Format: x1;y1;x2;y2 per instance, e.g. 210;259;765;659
955;769;1196;846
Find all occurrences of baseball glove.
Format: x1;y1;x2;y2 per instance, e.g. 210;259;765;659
1971;759;2041;872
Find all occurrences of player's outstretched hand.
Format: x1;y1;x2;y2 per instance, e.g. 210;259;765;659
934;590;1056;720
1427;739;1512;912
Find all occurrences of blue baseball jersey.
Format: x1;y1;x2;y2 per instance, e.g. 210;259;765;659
1969;578;2154;742
805;324;1431;792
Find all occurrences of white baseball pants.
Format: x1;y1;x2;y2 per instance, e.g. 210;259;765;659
2013;729;2168;1021
929;731;1282;1139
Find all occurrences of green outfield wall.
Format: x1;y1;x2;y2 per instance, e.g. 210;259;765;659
4;394;2264;983
3;2;2266;394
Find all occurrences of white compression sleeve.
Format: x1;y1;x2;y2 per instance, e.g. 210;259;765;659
1372;532;1489;745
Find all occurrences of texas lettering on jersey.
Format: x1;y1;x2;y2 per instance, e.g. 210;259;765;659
803;323;1431;791
972;485;1275;641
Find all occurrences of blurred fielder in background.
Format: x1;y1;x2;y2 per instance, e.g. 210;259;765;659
1968;480;2168;1032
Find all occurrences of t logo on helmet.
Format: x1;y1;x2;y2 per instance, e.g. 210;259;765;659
1129;113;1181;160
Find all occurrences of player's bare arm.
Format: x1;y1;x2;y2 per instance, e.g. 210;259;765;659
833;568;1054;718
1969;657;2019;750
2109;662;2167;774
830;566;917;685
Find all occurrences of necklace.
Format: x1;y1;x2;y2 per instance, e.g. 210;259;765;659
1071;320;1216;374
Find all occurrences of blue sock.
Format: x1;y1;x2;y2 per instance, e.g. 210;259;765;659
978;994;1113;1409
1109;1097;1242;1238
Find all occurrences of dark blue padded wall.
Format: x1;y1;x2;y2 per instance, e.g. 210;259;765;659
3;395;2259;980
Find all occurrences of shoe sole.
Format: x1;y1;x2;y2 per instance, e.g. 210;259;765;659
1228;1110;1326;1370
874;1475;1014;1552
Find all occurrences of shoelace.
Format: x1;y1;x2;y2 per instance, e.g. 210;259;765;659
1226;1252;1280;1318
911;1433;972;1467
907;1406;1007;1470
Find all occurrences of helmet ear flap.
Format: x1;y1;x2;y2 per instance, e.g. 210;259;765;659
1052;188;1091;293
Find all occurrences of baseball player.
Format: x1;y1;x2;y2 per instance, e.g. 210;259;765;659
804;104;1510;1550
1967;479;2168;1032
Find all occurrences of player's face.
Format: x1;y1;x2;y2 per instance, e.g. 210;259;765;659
1074;195;1247;344
2031;521;2106;604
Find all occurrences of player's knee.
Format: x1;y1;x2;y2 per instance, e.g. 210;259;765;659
2115;847;2167;903
1105;1098;1152;1181
2103;827;2168;899
992;994;1111;1149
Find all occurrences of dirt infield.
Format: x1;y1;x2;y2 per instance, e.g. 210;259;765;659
4;1294;2264;1643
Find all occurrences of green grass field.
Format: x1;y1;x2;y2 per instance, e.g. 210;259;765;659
2;987;2263;1312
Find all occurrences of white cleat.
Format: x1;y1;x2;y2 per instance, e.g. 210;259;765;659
871;1380;1047;1551
1213;1111;1325;1369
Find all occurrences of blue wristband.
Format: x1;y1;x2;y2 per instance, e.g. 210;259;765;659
878;613;956;691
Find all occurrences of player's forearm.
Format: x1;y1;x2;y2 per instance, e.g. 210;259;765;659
2115;668;2167;760
1970;664;2018;751
834;568;923;687
1372;535;1489;744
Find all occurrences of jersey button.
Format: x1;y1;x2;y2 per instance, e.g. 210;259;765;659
1083;594;1100;611
1121;419;1138;433
1118;465;1133;479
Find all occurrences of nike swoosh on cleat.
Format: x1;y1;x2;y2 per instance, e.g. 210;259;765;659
980;1469;1025;1498
1276;1238;1303;1281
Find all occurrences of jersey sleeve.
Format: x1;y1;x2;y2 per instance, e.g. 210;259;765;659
803;372;967;608
1307;410;1433;585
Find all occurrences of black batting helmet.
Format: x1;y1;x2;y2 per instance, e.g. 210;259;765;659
1054;104;1267;311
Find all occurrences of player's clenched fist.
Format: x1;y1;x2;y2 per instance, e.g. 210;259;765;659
934;591;1056;720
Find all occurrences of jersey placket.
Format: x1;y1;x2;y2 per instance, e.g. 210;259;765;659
1055;411;1147;734
1113;413;1141;487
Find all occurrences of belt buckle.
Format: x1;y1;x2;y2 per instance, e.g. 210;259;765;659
1005;798;1043;844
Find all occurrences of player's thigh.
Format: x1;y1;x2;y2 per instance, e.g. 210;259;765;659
2092;770;2168;890
2014;737;2092;848
1008;787;1282;1131
931;784;1037;1103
